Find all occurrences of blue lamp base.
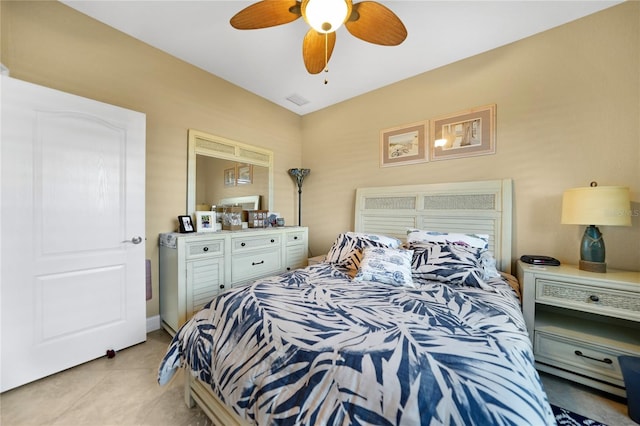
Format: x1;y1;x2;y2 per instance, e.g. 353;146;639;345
579;225;606;273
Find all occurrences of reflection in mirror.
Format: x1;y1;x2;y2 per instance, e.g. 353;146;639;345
195;157;269;210
187;129;273;217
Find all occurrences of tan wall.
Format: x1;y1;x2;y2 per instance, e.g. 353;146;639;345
2;1;639;325
1;1;303;318
301;1;640;272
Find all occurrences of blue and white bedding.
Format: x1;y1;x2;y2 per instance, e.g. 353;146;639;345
158;262;554;425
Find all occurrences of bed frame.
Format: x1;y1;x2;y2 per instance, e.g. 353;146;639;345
183;178;514;424
354;178;513;273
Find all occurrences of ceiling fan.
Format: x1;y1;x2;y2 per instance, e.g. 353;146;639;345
230;0;407;75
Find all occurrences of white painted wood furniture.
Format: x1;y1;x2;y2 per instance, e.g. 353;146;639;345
518;261;640;397
159;227;308;335
178;179;513;425
1;76;146;392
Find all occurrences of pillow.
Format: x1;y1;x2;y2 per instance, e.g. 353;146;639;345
480;250;501;280
353;247;414;287
326;232;402;277
409;242;494;291
406;228;489;250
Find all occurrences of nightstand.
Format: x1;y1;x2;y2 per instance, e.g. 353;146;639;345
517;261;640;397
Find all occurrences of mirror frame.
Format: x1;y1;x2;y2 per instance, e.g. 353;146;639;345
187;129;274;217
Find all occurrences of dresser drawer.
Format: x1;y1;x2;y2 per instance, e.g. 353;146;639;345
232;234;280;252
286;231;306;245
534;328;630;387
535;278;640;319
231;248;281;283
186;239;224;259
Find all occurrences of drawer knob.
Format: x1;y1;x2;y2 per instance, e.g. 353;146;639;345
574;350;612;364
589;295;600;302
219;284;225;289
203;247;209;252
252;260;264;266
241;242;246;247
294;236;298;240
270;239;275;243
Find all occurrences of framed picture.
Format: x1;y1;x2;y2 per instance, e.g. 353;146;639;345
380;121;428;167
195;211;217;232
224;167;236;186
178;215;195;233
430;104;496;161
236;164;253;185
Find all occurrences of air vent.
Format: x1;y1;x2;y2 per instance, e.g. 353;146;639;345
286;94;310;106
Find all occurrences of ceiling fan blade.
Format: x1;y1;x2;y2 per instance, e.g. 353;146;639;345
302;29;336;74
230;1;301;29
346;1;407;46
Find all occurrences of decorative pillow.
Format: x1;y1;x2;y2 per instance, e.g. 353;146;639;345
480;250;501;280
409;242;494;291
353;247;414;287
406;228;489;250
326;232;403;277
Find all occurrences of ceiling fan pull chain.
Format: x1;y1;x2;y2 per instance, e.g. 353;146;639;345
324;32;329;85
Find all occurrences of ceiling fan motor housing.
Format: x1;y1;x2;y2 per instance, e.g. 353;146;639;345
301;0;353;34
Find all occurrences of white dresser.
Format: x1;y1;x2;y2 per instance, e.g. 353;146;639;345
518;261;640;397
159;227;308;335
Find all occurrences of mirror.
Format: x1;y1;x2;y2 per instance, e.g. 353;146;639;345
187;129;273;217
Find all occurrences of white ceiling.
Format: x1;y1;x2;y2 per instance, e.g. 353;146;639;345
61;1;621;115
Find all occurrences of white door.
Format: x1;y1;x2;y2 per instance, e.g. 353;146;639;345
0;76;146;392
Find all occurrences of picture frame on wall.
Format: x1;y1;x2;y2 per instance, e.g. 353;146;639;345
195;211;217;232
178;215;195;233
224;167;236;186
380;121;428;167
430;104;496;161
236;164;253;185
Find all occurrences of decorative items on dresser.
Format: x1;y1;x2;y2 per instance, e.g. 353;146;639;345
518;261;640;397
159;227;308;335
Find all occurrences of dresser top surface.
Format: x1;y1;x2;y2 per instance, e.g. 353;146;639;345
159;227;307;248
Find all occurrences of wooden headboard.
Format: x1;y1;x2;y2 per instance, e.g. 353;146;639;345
354;179;513;273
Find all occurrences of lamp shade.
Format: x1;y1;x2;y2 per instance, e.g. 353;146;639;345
561;185;631;226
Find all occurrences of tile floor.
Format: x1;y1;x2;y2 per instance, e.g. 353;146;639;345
0;329;636;426
0;330;212;426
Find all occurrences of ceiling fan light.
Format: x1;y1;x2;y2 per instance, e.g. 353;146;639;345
303;0;349;33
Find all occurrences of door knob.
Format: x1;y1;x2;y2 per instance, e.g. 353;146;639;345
123;236;143;244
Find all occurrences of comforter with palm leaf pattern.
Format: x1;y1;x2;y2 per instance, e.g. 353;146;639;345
158;263;554;425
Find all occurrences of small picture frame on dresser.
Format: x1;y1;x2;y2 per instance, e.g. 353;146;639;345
178;215;195;233
195;211;217;232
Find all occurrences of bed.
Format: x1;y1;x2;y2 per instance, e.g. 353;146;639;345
157;179;555;425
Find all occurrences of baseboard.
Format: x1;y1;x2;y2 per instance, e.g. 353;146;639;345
146;315;161;333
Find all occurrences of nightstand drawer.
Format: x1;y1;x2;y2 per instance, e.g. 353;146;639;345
536;278;640;319
186;239;224;259
534;328;628;387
